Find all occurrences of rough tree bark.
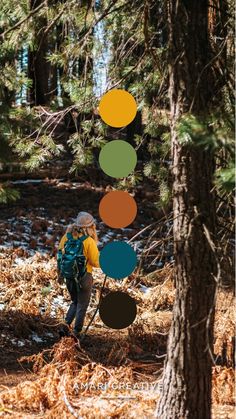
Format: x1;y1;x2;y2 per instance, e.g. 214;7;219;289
28;0;50;105
155;1;224;418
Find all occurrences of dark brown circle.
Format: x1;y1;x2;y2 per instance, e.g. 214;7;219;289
99;291;137;329
99;190;137;228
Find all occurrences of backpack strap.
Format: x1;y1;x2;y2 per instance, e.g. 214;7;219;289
66;232;73;240
79;235;88;242
66;233;88;242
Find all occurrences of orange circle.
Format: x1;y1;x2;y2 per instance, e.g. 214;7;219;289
99;89;137;127
99;191;137;228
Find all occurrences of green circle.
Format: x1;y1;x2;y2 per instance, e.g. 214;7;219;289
99;140;137;178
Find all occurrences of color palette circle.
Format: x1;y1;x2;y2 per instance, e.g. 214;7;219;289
99;291;137;329
99;89;137;127
99;241;137;279
99;140;137;178
99;190;137;228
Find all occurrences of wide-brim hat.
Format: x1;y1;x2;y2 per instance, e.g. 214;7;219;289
76;212;95;228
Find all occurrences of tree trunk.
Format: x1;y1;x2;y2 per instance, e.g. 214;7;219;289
28;0;50;105
155;1;223;418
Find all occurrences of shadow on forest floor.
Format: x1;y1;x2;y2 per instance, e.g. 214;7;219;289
0;305;169;389
0;309;58;372
0;178;160;226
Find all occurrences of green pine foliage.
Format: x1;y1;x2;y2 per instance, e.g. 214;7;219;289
177;113;235;193
0;183;20;203
0;0;96;199
0;0;234;207
215;164;235;192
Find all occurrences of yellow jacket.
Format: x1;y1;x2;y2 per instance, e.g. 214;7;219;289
58;233;100;273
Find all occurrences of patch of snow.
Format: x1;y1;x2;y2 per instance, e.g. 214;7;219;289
17;340;25;347
11;179;44;185
31;332;44;343
10;338;26;346
43;261;55;270
139;285;151;294
1;209;148;261
12;258;26;266
131;241;143;253
52;296;65;305
39;307;46;314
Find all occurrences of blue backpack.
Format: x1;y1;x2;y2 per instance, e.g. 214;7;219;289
57;233;88;279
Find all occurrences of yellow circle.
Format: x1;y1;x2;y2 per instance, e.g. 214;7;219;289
99;89;137;128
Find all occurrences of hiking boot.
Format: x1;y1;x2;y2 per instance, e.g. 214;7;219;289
58;324;71;337
73;328;82;339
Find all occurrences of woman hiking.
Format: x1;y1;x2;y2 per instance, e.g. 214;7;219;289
57;212;99;338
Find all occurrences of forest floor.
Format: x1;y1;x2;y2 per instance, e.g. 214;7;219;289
0;180;234;418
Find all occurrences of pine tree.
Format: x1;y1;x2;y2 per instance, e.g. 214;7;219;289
155;1;233;418
0;0;96;201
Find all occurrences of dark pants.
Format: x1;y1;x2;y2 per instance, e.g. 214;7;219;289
65;272;93;333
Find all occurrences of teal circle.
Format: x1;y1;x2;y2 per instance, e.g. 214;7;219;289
99;140;137;178
99;241;137;279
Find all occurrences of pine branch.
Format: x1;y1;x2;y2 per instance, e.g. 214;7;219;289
36;4;67;55
0;1;47;39
111;51;146;89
